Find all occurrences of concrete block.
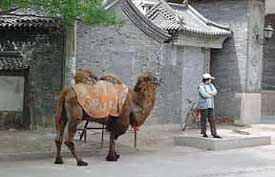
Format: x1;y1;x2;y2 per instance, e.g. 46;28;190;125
174;134;271;150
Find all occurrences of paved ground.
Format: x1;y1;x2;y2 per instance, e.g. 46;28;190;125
1;144;275;177
0;124;181;160
2;123;275;177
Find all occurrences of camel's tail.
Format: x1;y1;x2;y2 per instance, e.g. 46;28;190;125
55;88;69;140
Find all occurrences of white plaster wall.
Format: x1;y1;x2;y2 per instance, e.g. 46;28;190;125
0;76;24;111
266;0;275;14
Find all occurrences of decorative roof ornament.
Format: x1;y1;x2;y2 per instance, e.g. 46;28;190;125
182;0;189;7
0;52;29;71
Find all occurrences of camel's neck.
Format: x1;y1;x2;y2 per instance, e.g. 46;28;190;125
130;84;157;127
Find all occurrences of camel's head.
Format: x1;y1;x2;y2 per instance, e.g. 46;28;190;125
131;72;160;128
140;72;160;85
74;69;98;84
134;72;160;92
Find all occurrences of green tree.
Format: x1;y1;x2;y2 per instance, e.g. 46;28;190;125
0;0;116;26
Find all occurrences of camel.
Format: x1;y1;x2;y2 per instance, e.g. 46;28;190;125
54;71;159;166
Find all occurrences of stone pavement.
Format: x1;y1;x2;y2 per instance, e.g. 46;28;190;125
175;126;272;150
1;123;275;161
1;143;275;177
0;124;181;161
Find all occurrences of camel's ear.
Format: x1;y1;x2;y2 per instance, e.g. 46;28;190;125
134;78;143;92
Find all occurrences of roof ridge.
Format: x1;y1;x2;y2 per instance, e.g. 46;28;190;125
1;14;60;20
121;0;171;42
146;1;182;26
206;20;231;31
187;4;231;32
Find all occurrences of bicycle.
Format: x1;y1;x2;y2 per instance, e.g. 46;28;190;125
181;99;201;131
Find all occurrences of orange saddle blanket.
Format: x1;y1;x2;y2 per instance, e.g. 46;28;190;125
72;81;129;118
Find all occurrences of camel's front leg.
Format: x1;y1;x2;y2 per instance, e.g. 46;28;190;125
106;133;120;161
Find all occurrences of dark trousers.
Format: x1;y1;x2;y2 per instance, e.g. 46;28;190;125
200;108;217;136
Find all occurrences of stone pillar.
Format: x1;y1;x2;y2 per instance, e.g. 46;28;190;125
64;22;77;86
238;0;264;124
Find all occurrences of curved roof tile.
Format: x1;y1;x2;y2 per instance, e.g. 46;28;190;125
122;0;232;42
146;2;232;37
0;8;62;29
121;0;171;42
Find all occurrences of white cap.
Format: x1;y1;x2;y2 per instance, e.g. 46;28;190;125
202;73;215;80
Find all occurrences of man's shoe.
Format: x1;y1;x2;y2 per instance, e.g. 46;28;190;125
202;134;208;138
213;135;222;139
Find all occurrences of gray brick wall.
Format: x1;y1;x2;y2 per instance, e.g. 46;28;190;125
263;14;275;90
263;36;275;90
29;32;64;128
0;30;64;129
262;14;275;116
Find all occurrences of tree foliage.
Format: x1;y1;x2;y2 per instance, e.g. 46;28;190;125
0;0;117;26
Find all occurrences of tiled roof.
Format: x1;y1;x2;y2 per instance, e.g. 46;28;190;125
10;8;49;16
0;54;29;71
0;15;61;29
146;2;232;37
121;0;171;42
0;8;62;29
122;0;232;42
146;2;180;31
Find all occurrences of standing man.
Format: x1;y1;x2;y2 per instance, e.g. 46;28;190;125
198;73;222;138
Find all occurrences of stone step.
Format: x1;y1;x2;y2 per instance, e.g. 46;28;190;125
174;134;271;151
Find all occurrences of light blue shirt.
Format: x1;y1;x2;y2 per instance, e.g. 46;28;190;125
198;83;217;109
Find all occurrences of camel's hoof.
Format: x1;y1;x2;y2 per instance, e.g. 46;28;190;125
106;156;118;162
54;158;64;164
106;154;119;162
116;154;120;159
77;160;88;166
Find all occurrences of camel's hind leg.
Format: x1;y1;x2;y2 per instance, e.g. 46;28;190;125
54;117;67;164
54;95;68;164
64;101;88;166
